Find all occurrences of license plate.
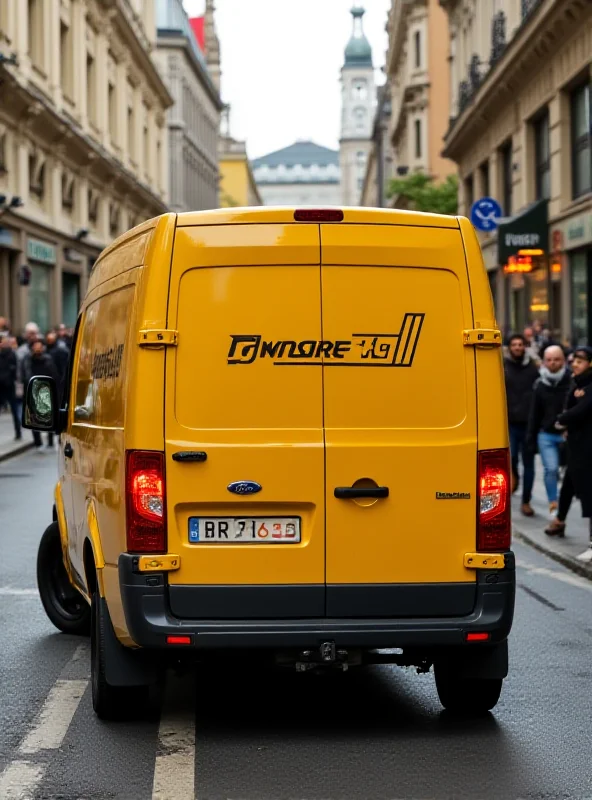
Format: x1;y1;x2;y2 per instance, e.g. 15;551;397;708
188;517;301;544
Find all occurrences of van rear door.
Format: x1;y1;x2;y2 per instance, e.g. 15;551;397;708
320;223;478;618
164;223;326;619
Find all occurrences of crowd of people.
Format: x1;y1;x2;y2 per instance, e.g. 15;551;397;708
0;317;73;449
504;321;592;563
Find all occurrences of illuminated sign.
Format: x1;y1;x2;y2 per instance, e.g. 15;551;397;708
503;255;533;274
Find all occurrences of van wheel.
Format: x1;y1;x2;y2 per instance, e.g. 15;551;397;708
37;522;90;635
434;667;503;714
91;593;148;720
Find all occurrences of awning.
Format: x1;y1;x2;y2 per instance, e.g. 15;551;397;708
498;200;548;264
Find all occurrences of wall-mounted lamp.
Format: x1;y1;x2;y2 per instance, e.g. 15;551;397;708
0;195;23;215
0;52;18;67
74;228;89;240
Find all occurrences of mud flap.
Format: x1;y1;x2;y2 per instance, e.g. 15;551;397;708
436;639;508;680
100;598;159;687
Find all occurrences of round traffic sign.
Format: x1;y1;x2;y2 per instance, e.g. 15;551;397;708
470;197;503;232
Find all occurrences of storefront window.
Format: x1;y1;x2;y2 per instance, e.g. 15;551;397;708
28;264;51;334
525;259;549;328
571;251;589;345
62;272;80;328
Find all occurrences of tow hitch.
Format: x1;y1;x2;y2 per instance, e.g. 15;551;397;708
293;642;360;672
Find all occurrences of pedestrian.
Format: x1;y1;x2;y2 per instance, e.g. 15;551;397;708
45;331;69;402
526;345;571;516
555;345;592;563
22;340;58;450
16;321;40;384
0;336;22;440
523;326;542;365
505;333;540;516
57;323;73;349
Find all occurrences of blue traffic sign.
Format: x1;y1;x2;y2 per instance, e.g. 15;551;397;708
470;197;503;232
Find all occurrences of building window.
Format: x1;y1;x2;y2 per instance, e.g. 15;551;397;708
534;112;550;201
479;160;490;197
0;131;6;175
62;172;74;211
88;188;98;225
414;119;422;159
414;30;421;69
28;0;43;68
499;139;512;215
464;174;474;210
143;122;149;179
29;152;45;200
352;80;367;100
86;53;96;125
571;83;591;200
108;82;117;147
60;22;73;97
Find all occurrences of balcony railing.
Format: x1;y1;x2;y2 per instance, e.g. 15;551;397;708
521;0;543;21
490;10;507;67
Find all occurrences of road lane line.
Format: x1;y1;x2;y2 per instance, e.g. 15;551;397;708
517;560;592;592
152;672;196;800
0;759;45;799
18;679;88;754
0;587;38;596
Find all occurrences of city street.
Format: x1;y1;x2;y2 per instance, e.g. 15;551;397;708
0;448;591;800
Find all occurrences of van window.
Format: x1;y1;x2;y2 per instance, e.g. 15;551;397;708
73;286;134;427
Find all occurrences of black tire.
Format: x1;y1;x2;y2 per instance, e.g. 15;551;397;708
37;522;90;635
434;666;503;714
91;592;148;720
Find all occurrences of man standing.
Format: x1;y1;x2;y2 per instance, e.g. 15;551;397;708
45;331;70;402
0;336;21;440
22;340;58;450
505;334;540;516
527;345;571;516
555;346;592;563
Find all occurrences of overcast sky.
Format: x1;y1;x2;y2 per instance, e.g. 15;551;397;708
182;0;391;159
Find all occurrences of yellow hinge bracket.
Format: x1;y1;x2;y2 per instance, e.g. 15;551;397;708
464;553;505;570
138;554;181;572
463;328;502;347
138;329;178;347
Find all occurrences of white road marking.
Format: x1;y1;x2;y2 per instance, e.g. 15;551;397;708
517;560;592;592
152;672;196;800
0;587;38;596
19;679;88;754
0;759;44;799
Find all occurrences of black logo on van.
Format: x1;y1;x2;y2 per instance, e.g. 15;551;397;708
227;313;425;367
436;492;471;500
91;344;124;380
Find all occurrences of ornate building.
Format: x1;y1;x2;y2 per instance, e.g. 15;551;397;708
155;0;222;212
441;0;592;344
0;0;172;333
252;141;340;207
340;7;377;206
386;0;455;207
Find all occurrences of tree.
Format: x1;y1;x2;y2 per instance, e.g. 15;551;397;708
386;172;459;215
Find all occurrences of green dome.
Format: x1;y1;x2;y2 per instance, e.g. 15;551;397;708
344;7;373;68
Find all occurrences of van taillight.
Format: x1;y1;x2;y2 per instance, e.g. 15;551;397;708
126;450;166;553
294;209;344;222
477;448;511;551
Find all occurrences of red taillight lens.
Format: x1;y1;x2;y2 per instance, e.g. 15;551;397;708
166;635;192;645
126;450;166;553
477;448;511;551
466;632;490;642
294;209;344;222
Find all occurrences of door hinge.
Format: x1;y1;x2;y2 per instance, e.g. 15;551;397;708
464;553;505;570
138;329;178;347
138;554;181;572
463;328;502;347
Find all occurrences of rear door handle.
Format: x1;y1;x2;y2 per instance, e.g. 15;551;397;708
63;442;73;459
334;486;389;499
172;451;208;463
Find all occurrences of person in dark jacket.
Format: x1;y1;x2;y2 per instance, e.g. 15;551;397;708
0;337;21;440
555;345;592;563
23;340;58;450
505;334;540;516
526;345;571;515
45;331;70;402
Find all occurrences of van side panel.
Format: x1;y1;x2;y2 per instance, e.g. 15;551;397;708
459;217;509;451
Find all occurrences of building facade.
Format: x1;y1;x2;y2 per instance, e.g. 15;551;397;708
155;0;222;212
441;0;592;345
340;7;376;206
252;141;340;206
387;0;455;206
360;83;393;207
0;0;172;334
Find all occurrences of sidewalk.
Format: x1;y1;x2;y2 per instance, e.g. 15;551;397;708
512;455;592;580
0;408;33;462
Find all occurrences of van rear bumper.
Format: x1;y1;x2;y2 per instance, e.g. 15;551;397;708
118;554;515;650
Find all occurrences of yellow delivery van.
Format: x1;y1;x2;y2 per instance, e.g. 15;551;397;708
24;207;514;719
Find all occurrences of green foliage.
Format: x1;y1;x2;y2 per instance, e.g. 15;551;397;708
221;193;241;208
386;172;459;215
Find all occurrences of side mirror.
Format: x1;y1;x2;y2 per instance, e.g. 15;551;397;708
22;376;59;431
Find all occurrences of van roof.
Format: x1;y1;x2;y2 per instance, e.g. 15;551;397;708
176;207;460;229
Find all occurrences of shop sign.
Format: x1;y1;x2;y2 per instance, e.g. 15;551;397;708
27;237;56;265
551;212;592;251
498;200;548;265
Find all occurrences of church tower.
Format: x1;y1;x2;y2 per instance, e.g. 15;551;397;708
339;7;376;206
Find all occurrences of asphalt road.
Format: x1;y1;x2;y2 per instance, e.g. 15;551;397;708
1;448;592;800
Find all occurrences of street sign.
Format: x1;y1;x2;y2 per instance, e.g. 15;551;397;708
470;197;503;232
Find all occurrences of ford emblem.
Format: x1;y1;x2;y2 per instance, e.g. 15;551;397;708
227;481;262;496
